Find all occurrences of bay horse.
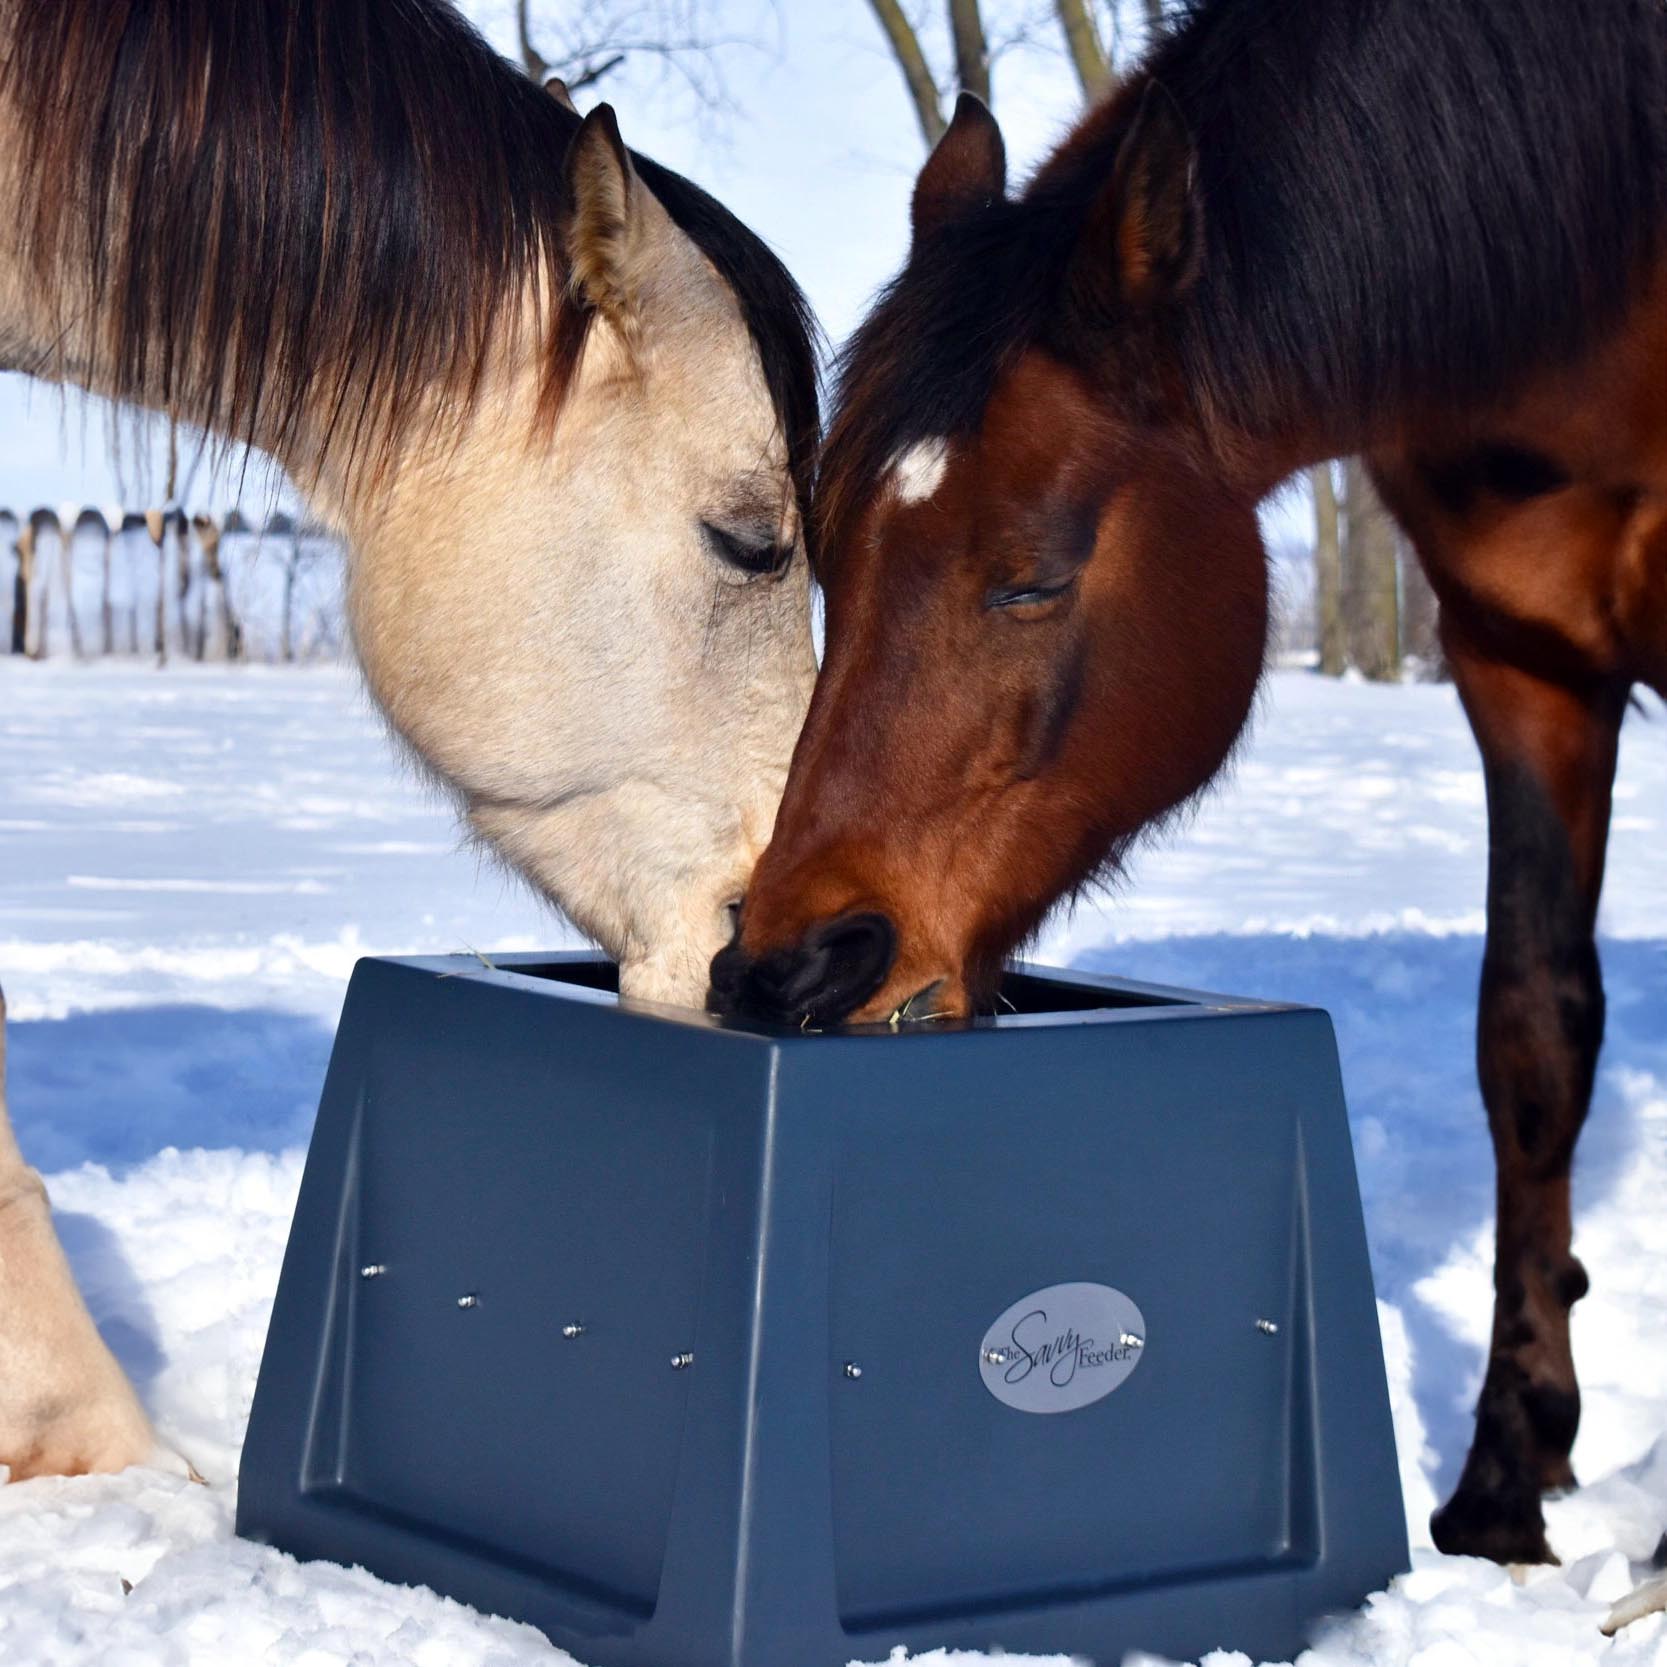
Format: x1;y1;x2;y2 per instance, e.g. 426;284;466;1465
0;0;818;1485
714;0;1667;1572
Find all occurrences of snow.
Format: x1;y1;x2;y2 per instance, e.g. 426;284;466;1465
0;659;1663;1667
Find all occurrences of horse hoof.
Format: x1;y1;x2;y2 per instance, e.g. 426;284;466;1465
0;1390;160;1485
1430;1487;1555;1565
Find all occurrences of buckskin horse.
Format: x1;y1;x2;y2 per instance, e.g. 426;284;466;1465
0;0;818;1485
713;0;1666;1572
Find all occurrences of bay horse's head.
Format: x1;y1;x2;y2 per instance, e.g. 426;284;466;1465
712;91;1269;1025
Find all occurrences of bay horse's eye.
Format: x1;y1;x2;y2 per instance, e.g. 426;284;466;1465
986;574;1080;612
701;519;790;578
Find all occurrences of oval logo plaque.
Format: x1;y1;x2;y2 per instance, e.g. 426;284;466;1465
978;1282;1146;1414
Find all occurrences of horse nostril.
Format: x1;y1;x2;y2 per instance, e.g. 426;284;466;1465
803;913;896;1021
707;936;748;1013
711;911;897;1026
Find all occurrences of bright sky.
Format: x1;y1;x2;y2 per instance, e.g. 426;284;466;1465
0;1;1306;541
0;1;1122;516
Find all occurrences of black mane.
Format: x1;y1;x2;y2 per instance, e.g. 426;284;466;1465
4;0;818;517
821;0;1665;556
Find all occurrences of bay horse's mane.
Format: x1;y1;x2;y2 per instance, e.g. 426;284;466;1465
819;0;1666;569
1;0;818;513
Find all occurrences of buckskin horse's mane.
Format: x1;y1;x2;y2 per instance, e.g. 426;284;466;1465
818;0;1666;569
1;0;819;514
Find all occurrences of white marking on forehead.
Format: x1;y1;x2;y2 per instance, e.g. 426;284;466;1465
888;437;951;505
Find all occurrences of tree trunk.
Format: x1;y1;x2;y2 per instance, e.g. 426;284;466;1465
12;527;30;656
100;536;113;656
281;547;298;664
1054;0;1111;97
1143;0;1165;42
864;0;946;146
948;0;990;103
175;518;192;655
145;509;167;666
515;0;549;80
1342;459;1401;682
1311;463;1345;676
1399;549;1445;680
60;530;83;658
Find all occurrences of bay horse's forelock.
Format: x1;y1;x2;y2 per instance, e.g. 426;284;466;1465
0;0;818;514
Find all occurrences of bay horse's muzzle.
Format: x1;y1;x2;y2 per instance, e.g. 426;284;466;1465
707;911;896;1026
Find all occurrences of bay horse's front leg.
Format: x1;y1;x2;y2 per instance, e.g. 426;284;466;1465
1430;637;1626;1563
0;986;159;1480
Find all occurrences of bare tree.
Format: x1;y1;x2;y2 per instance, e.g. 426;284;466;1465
1400;552;1444;679
1054;0;1110;97
10;517;29;657
1341;460;1400;682
1310;463;1345;676
25;509;59;660
513;0;760;112
144;509;168;665
864;2;1162;149
949;0;991;102
866;0;949;144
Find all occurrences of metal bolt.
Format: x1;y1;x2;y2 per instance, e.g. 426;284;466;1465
1119;1332;1145;1350
670;1352;694;1370
561;1324;586;1340
1256;1318;1279;1336
457;1293;479;1310
843;1362;863;1380
983;1348;1010;1367
359;1264;386;1280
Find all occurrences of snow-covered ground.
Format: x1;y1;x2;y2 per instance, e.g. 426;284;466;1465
0;660;1662;1667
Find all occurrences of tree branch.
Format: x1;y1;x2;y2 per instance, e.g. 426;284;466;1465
565;52;627;92
864;0;947;147
1053;0;1110;98
949;0;991;103
515;0;549;80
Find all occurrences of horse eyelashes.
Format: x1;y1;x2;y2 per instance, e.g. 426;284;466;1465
701;520;790;577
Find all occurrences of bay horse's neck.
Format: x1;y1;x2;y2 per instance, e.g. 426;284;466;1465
1043;0;1666;484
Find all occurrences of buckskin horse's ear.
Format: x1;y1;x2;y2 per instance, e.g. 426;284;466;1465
1076;81;1201;312
564;103;651;331
912;93;1007;245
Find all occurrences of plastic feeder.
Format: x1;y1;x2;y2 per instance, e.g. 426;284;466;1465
237;951;1407;1667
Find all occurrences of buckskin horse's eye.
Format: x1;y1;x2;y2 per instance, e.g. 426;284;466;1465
701;519;790;578
986;574;1080;612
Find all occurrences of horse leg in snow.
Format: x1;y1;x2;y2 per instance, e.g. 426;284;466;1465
1428;634;1624;1563
0;985;160;1481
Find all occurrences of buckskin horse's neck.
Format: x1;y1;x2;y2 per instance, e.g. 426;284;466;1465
1036;0;1667;487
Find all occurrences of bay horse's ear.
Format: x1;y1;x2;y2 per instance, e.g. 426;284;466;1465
544;76;578;113
564;103;649;330
912;93;1007;245
1076;81;1201;312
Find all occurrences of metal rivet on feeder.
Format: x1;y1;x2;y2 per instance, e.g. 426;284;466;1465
983;1348;1010;1367
560;1323;586;1340
670;1352;694;1370
1120;1332;1145;1350
457;1293;479;1310
843;1362;863;1380
1256;1318;1279;1335
359;1264;386;1280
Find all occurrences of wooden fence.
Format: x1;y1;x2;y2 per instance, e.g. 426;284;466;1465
0;507;344;665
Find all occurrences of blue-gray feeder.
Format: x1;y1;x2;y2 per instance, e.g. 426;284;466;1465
237;952;1407;1667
